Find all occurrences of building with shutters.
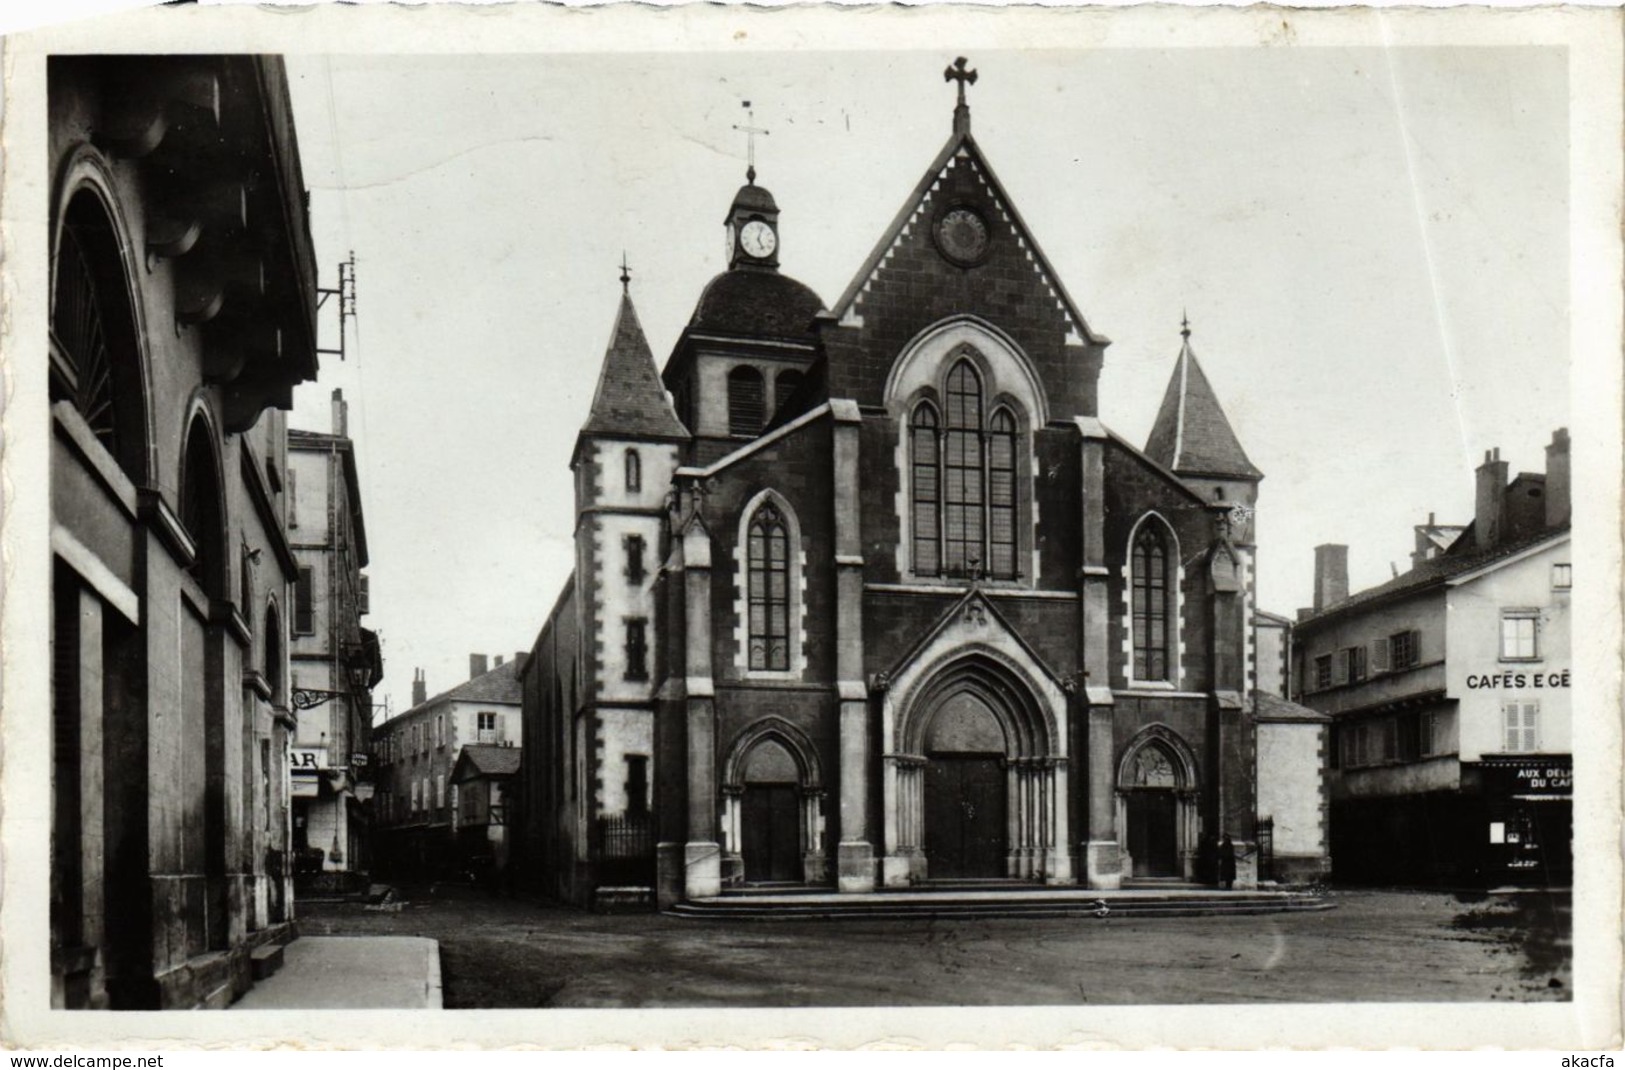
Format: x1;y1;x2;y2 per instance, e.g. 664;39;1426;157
47;56;319;1007
370;655;524;881
1293;429;1572;886
286;389;382;892
516;69;1273;909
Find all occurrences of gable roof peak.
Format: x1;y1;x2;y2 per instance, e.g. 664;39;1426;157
580;287;689;442
1144;328;1261;482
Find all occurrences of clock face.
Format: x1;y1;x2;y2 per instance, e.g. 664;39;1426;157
740;220;777;259
935;206;990;265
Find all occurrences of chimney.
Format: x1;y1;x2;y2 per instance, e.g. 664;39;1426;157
515;651;526;666
1475;447;1509;548
331;388;348;438
411;668;426;708
470;653;489;679
495;654;505;667
1312;544;1349;613
1545;427;1570;528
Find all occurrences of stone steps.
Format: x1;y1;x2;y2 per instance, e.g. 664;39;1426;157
670;889;1332;921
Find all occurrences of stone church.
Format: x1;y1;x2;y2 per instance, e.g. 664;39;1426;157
516;66;1265;907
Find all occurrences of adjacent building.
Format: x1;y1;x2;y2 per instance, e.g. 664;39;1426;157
48;56;319;1007
371;655;524;880
287;390;382;893
517;75;1270;909
1294;430;1572;885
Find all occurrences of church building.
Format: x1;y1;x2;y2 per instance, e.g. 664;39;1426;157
516;64;1267;907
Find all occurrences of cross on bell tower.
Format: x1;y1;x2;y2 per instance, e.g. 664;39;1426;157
733;100;770;185
944;56;978;135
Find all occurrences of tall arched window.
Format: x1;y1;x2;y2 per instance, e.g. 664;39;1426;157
910;404;941;576
988;408;1017;579
943;361;984;575
747;502;790;671
181;416;224;597
728;366;765;437
909;359;1020;581
265;604;283;704
624;448;641;493
1132;525;1172;682
50;189;146;482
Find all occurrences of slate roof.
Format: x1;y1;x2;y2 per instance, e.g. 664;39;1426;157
1144;337;1262;481
1301;523;1570;627
403;659;523;718
1253;690;1331;724
828;124;1108;347
454;744;522;779
581;292;689;440
687;268;825;343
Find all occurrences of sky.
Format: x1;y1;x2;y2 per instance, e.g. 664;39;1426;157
280;47;1569;723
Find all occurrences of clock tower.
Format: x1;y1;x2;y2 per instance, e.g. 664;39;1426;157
725;180;780;271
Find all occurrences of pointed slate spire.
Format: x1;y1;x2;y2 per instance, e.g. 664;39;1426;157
1144;322;1261;481
581;284;688;441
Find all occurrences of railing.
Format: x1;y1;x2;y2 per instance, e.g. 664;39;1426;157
1256;817;1275;882
593;812;655;885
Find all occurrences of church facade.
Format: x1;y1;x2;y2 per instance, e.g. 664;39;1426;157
516;72;1266;907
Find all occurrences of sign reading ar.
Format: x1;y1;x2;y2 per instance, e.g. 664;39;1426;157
290;748;328;771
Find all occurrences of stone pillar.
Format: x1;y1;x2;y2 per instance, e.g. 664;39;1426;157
1084;705;1121;889
1076;421;1121;889
1045;759;1073;884
882;754;924;886
720;787;744;886
801;789;829;883
680;518;720;900
830;401;874;892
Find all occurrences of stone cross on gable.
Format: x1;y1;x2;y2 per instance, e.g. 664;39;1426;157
733;100;769;184
944;57;978;107
944;57;977;133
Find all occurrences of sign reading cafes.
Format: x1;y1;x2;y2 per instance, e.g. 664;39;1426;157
1465;670;1570;690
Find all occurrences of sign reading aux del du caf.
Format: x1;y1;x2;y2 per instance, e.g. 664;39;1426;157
1478;756;1573;797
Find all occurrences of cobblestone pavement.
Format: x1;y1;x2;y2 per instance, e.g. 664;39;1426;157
293;885;1570;1008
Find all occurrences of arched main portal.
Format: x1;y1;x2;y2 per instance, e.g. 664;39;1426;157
886;651;1069;885
1116;726;1201;881
720;719;827;885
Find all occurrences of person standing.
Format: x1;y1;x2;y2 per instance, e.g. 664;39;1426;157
1218;834;1238;891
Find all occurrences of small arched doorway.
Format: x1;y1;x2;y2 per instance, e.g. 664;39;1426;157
1116;727;1200;881
740;739;800;882
921;692;1007;879
721;719;827;885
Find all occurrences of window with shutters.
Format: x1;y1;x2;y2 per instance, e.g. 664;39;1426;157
436;775;445;810
1552;563;1571;590
1389;630;1420;671
1313;654;1333;691
1342;645;1367;685
728;365;765;436
1500;611;1540;661
478;711;498;744
436;714;445;748
1502;700;1539;752
294;567;315;635
1132;524;1174;683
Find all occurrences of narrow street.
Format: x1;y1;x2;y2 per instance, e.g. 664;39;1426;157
294;886;1571;1007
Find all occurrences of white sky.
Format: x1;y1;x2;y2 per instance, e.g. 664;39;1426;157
281;47;1568;722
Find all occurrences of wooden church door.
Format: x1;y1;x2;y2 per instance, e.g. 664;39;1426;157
742;784;800;882
923;756;1007;879
1127;791;1179;877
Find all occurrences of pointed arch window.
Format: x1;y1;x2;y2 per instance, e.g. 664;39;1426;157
1132;525;1172;682
747;502;790;671
910;404;941;576
909;359;1021;581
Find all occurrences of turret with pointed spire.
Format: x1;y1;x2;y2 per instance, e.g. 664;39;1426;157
1144;316;1262;542
578;263;689;448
